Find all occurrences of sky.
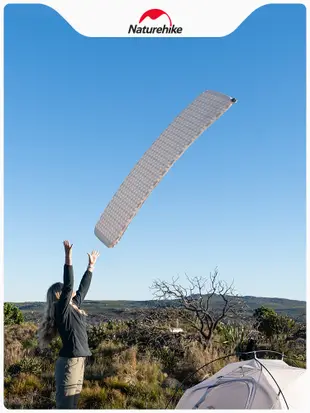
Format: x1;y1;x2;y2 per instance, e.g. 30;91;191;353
4;4;306;302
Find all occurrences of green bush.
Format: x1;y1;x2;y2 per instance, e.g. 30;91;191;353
4;303;24;326
22;337;38;351
216;323;249;351
8;357;43;376
253;306;295;339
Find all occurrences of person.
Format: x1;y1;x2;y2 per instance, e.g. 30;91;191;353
38;240;100;409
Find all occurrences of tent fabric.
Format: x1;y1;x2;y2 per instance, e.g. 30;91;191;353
95;90;236;248
175;358;307;410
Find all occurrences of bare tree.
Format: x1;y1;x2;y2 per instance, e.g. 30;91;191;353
151;268;246;346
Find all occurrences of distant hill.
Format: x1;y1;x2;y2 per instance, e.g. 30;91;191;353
239;296;306;319
11;295;306;323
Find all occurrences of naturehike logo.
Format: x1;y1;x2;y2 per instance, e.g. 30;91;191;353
128;9;183;35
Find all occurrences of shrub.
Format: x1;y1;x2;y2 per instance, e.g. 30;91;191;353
5;322;37;343
4;338;23;370
22;337;38;351
6;373;43;395
4;303;24;325
87;321;128;350
253;306;295;339
8;357;43;377
79;386;107;409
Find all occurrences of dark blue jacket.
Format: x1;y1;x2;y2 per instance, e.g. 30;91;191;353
55;265;92;357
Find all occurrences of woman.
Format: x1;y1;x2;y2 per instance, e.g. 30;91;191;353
38;240;100;409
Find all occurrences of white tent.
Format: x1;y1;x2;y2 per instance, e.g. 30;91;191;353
176;358;308;409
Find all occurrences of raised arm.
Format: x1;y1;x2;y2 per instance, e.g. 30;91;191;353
73;250;100;308
58;241;74;313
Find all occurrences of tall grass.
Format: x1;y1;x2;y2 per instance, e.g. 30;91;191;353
4;318;306;409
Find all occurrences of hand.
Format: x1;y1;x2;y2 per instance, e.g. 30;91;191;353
87;250;100;268
63;241;73;265
63;240;73;256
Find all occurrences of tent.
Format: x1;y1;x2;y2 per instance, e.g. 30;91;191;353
175;358;307;409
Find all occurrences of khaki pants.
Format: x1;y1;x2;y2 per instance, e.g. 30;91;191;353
55;357;85;409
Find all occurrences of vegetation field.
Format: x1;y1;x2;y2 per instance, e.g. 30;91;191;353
4;292;306;409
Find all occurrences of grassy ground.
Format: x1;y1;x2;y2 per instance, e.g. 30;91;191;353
4;318;306;409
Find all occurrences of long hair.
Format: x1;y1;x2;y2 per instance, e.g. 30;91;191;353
37;282;63;348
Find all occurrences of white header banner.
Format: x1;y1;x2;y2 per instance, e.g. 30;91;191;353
2;0;306;37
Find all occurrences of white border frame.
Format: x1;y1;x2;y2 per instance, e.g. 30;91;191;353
0;1;308;412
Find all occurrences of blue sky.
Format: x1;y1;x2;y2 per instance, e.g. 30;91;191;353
4;4;306;302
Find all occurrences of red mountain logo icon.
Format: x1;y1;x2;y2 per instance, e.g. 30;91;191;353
139;9;172;27
128;9;183;35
